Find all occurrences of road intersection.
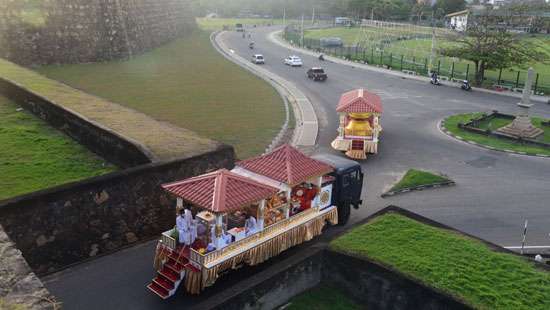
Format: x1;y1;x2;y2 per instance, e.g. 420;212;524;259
224;26;550;247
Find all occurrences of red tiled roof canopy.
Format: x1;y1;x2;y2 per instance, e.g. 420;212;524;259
336;88;383;114
162;169;278;213
236;144;333;186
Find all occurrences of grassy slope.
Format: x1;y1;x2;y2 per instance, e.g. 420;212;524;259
444;113;550;155
0;95;115;201
38;30;284;159
286;285;361;310
390;169;450;192
331;213;550;310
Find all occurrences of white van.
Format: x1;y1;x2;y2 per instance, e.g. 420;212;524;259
251;54;265;64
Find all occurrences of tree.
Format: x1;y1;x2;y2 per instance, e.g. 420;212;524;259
440;8;549;86
434;0;466;17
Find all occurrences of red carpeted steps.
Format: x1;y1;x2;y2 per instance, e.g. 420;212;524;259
147;246;190;299
147;282;169;299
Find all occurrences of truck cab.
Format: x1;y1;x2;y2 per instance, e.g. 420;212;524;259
312;154;364;225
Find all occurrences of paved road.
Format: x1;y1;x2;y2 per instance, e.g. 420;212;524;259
43;26;550;309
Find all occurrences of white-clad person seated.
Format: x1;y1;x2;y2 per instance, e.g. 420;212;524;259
245;213;258;236
208;225;232;250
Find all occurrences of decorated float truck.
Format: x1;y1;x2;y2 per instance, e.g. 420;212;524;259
331;88;383;160
147;144;363;299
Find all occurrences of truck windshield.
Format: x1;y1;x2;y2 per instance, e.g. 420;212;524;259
342;170;360;187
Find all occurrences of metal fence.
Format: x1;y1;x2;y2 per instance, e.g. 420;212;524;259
284;27;550;96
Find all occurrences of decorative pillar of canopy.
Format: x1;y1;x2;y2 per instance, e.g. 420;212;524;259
214;214;223;249
176;197;183;214
314;176;323;208
258;199;266;230
496;67;543;139
338;113;346;138
285;191;291;219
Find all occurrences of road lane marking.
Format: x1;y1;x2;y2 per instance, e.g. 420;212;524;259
504;245;550;249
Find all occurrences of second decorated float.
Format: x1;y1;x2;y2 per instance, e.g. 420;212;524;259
147;144;364;299
331;88;383;160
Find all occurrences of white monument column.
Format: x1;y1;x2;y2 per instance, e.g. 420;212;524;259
497;67;543;139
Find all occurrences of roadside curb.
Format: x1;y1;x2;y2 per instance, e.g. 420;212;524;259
381;180;456;198
211;31;318;151
270;31;550;104
438;117;550;158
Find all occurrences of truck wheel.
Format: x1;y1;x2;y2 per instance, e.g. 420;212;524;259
338;203;351;225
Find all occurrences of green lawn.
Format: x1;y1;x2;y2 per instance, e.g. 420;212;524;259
331;213;550;310
285;285;361;310
0;95;116;201
38;30;285;159
390;169;450;192
443;113;550;155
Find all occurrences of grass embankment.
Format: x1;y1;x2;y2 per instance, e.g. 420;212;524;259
444;113;550;156
38;30;284;158
390;169;450;192
285;285;361;310
0;96;115;201
331;213;550;310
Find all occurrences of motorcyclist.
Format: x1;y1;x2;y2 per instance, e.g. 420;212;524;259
249;42;254;49
430;71;440;85
318;53;325;61
461;80;471;91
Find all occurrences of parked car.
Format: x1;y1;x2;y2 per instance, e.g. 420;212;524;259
251;54;265;64
284;55;303;67
235;23;244;32
307;67;327;81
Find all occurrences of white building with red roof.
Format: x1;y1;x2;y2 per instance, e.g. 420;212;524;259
332;88;383;159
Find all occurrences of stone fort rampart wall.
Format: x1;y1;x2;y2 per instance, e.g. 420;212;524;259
0;0;196;65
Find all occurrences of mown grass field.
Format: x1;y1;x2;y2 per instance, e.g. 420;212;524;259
196;18;283;31
0;95;115;201
390;169;450;192
285;285;361;310
38;30;285;159
331;213;550;310
444;113;550;155
303;26;550;92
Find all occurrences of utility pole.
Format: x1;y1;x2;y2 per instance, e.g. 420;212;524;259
311;7;315;25
300;14;305;47
283;7;286;27
371;8;374;21
429;10;436;74
521;220;528;255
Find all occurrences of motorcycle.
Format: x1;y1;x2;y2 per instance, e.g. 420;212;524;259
461;80;472;91
318;54;325;61
249;42;254;49
430;73;441;86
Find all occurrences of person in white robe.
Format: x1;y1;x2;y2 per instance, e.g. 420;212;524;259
245;214;258;236
176;209;191;246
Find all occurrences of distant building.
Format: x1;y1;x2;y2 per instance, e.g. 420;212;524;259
446;8;550;33
446;10;470;31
